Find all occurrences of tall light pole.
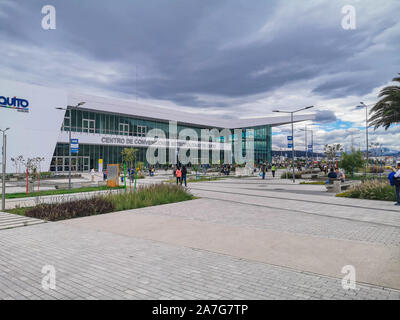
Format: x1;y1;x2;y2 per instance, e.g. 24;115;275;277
273;106;314;183
56;102;85;190
356;102;370;176
1;128;10;211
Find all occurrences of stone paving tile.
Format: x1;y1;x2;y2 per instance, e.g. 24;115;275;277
0;223;399;300
135;196;400;247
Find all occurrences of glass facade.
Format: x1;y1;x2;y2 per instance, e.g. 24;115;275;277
52;108;272;172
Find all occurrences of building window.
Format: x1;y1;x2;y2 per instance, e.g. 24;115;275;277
62;110;71;131
83;119;95;133
137;125;147;137
119;122;130;136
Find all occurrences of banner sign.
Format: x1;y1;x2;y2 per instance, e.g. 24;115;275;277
70;138;79;154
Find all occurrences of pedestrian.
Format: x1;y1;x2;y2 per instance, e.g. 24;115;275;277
181;165;187;187
90;168;95;182
336;168;346;182
103;170;107;181
271;164;276;178
130;168;135;183
175;166;182;185
261;163;266;180
392;163;400;206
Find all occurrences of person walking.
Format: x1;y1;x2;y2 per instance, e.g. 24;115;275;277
175;166;182;185
181;165;187;187
261;163;266;180
392;163;400;206
271;164;276;178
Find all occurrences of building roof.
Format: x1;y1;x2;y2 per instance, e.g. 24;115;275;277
68;92;315;129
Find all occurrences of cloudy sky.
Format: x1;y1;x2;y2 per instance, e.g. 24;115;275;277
1;0;399;152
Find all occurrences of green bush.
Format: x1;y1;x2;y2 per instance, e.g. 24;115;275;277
25;197;115;221
14;184;195;221
340;151;365;177
337;180;396;201
107;184;194;212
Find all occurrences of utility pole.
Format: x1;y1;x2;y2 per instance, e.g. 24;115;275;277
56;102;85;190
273;106;314;183
1;128;10;211
356;102;370;176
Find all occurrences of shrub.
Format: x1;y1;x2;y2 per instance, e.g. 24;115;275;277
106;183;194;212
340;151;365;177
337;180;396;201
280;171;303;179
25;197;115;221
368;166;385;174
22;184;194;221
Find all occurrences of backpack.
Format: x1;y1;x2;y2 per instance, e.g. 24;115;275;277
388;172;395;186
176;169;182;178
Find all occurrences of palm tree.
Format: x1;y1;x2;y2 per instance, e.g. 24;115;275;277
369;73;400;130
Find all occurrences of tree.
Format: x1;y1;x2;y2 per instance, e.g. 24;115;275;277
10;155;24;174
369;73;400;130
340;151;365;177
324;144;344;160
121;148;138;169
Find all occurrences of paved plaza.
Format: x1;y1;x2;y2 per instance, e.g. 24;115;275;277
0;177;399;300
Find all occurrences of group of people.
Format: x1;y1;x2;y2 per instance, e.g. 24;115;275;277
259;163;276;179
148;166;155;177
173;165;188;187
221;165;231;175
327;168;346;183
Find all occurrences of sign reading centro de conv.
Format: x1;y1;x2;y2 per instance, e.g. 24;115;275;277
0;95;30;112
100;136;230;150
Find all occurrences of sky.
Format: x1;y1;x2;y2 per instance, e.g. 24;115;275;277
1;0;399;153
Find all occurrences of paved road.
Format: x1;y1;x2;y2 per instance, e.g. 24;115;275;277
0;177;399;300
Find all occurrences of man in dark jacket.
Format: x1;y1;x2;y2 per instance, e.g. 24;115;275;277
181;165;187;187
392;163;400;206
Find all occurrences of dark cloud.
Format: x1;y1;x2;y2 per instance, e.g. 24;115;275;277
314;110;337;123
0;0;400;108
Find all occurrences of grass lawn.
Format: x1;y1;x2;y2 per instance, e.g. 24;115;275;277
1;185;124;199
299;181;326;185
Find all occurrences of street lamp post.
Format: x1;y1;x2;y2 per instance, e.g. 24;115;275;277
1;128;10;211
56;102;85;190
273;106;314;183
356;102;370;175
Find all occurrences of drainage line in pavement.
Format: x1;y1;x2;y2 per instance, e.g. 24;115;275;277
192;190;400;229
190;185;400;214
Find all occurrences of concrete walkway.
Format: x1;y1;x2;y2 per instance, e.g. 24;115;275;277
0;177;399;299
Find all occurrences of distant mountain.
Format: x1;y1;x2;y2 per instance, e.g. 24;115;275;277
272;150;324;158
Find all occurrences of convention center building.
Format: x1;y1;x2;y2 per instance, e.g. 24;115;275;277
0;80;314;173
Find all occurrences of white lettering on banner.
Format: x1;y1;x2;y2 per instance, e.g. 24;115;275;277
81;135;232;150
